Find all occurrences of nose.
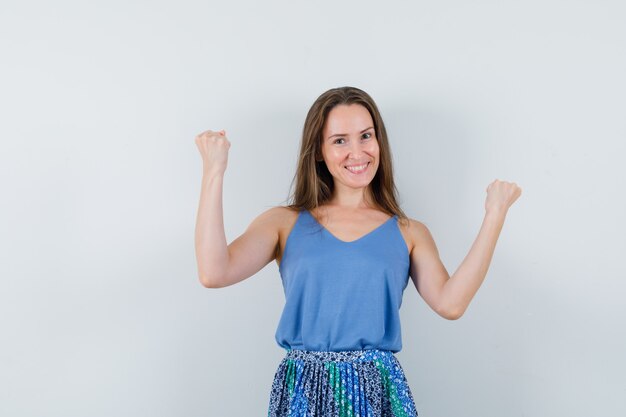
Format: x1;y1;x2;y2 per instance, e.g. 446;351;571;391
348;138;367;157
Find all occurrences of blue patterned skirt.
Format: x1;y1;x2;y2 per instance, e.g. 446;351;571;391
267;348;419;416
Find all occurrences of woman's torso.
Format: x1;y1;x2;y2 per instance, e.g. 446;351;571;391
273;205;414;352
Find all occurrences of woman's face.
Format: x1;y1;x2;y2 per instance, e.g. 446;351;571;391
320;103;379;190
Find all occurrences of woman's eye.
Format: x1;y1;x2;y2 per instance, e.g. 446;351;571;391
334;133;372;144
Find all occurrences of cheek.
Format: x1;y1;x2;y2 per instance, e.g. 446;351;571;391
367;142;380;156
327;149;346;161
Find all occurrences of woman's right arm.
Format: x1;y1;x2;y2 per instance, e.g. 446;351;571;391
194;130;279;288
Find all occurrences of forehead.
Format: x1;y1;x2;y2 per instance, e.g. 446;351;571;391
323;104;373;135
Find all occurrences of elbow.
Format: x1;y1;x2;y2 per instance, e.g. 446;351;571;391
199;275;223;289
197;262;228;288
439;303;464;320
199;276;213;288
444;309;463;320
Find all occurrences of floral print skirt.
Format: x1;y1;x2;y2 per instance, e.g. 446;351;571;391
267;348;419;417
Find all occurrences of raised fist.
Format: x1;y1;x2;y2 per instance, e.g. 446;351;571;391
485;179;522;215
195;129;231;175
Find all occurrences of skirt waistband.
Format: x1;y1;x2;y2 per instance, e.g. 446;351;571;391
284;348;395;364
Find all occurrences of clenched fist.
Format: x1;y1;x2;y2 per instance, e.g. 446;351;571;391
195;129;231;176
485;179;522;215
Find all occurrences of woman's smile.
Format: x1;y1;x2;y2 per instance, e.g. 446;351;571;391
345;162;370;174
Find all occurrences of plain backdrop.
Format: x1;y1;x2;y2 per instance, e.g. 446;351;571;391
1;0;625;416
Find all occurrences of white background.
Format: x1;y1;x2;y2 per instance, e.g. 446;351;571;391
1;0;625;416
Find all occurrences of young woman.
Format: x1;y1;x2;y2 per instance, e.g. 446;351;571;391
194;86;522;416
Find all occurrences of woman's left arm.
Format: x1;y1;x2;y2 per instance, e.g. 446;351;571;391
409;179;522;319
440;179;522;319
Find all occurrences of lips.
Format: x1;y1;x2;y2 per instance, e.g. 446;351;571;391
345;162;370;174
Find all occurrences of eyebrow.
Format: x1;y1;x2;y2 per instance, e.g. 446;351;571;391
328;126;374;139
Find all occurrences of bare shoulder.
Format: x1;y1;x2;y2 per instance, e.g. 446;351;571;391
266;206;301;266
258;205;300;229
253;205;300;246
396;216;433;254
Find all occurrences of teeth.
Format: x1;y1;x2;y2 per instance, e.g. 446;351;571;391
346;163;368;173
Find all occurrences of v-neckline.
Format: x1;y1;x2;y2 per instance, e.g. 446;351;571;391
305;209;396;244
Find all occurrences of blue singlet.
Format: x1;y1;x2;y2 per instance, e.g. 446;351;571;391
274;209;411;353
